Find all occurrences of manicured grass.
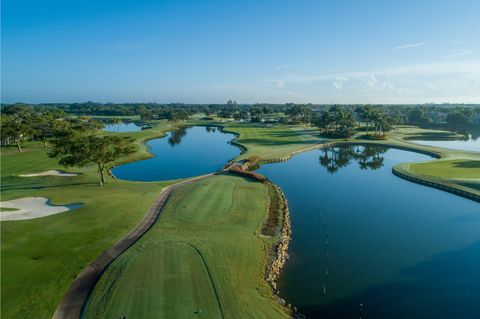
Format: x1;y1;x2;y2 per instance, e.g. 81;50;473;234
86;175;289;319
222;122;326;160
1;144;63;176
390;126;464;141
2;120;479;318
383;126;480;193
409;159;480;179
1;123;174;318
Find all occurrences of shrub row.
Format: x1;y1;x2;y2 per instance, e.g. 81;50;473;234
261;184;282;236
227;166;268;183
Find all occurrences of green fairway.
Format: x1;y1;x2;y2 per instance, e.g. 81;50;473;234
86;240;223;318
0;125;173;318
86;175;289;319
1;144;64;176
2;120;479;318
389;126;464;141
409;159;480;179
222;122;326;161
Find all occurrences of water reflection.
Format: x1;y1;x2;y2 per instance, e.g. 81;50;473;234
168;127;187;147
411;134;479;152
104;121;142;133
205;126;217;133
319;145;387;173
112;126;240;181
257;146;480;318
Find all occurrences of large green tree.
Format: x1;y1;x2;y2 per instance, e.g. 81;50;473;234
314;106;356;138
0;112;33;152
31;111;68;147
446;110;471;125
49;135;135;186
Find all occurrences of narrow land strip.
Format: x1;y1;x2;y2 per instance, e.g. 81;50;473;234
52;173;215;319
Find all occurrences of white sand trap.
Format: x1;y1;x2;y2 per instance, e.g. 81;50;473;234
19;170;79;177
0;197;80;221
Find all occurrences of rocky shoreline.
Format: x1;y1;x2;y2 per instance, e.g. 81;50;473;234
265;184;292;292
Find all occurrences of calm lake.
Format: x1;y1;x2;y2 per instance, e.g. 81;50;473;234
410;134;479;152
104;122;143;132
258;145;480;319
112;126;240;181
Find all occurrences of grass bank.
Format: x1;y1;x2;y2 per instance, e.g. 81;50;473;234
187;121;328;161
85;174;290;318
409;159;480;179
0;123;174;318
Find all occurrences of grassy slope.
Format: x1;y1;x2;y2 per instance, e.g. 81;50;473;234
409;159;480;179
191;120;479;194
385;126;480;194
2;120;478;318
0;124;173;318
221;122;326;160
209;121;480;194
86;175;289;319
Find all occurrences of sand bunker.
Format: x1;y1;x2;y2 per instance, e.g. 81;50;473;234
19;170;79;177
0;197;81;221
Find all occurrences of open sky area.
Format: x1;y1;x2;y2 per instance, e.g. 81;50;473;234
2;0;480;104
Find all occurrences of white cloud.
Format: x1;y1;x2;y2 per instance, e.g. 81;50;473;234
382;82;395;90
394;42;426;49
332;81;343;89
332;76;347;90
266;80;285;88
262;60;480;103
272;60;480;85
444;49;474;60
274;64;291;70
364;75;378;88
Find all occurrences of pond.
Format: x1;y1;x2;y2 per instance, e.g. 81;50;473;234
410;134;479;152
104;122;143;132
257;145;480;319
112;126;240;181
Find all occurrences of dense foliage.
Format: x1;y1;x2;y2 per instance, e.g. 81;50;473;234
49;134;135;186
1;102;478;153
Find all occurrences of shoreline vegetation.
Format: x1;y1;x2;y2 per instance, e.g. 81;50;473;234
214;121;479;202
1;116;479;318
52;173;216;319
84;174;292;318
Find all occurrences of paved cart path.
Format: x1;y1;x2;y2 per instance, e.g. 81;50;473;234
52;173;215;319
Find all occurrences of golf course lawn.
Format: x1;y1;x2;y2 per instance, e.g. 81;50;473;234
409;159;480;179
221;122;326;161
389;126;464;141
85;175;290;319
1;127;173;318
2;120;479;318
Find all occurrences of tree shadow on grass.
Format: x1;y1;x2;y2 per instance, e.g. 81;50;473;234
457;181;480;192
453;160;480;169
238;138;319;147
298;241;480;319
1;182;98;192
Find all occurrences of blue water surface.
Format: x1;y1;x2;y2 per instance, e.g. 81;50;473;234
112;126;239;181
104;122;143;132
258;145;480;319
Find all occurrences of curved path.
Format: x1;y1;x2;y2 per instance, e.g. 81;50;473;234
52;173;216;319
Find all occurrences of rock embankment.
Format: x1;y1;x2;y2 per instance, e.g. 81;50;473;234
265;184;292;292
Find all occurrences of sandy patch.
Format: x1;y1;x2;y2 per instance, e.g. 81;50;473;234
19;170;79;177
0;197;81;221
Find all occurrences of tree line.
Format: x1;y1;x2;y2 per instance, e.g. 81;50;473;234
2;102;478;125
1;107;134;186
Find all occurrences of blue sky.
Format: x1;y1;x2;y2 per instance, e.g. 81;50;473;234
2;0;480;104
